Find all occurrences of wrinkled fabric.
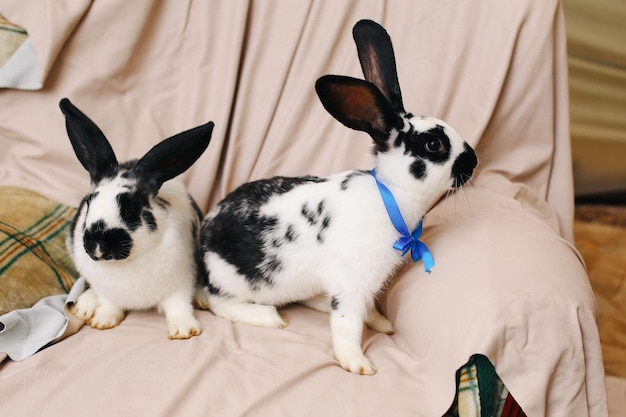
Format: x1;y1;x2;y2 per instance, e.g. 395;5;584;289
0;1;607;416
0;278;84;361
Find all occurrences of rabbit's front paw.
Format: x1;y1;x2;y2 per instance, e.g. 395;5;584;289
167;315;202;340
70;288;99;322
336;353;376;376
88;302;125;330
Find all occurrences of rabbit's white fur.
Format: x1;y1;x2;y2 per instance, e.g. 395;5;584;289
200;118;475;374
60;97;213;339
70;180;201;339
199;20;477;373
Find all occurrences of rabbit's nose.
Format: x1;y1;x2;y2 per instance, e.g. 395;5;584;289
84;220;133;261
451;143;478;188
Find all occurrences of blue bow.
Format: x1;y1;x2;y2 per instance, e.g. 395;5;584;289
371;169;435;273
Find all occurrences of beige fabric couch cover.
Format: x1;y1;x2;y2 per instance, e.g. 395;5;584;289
0;0;607;416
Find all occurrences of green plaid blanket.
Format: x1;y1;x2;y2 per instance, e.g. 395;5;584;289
0;186;78;315
444;354;527;417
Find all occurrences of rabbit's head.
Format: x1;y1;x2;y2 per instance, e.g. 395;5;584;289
316;20;477;204
60;98;213;262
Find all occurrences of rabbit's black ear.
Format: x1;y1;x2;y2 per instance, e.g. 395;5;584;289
316;75;403;147
60;98;118;184
135;121;214;192
352;20;405;115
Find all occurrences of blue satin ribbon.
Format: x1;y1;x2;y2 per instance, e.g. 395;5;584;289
371;169;434;273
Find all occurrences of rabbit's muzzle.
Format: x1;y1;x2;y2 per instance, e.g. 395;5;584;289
83;220;133;261
451;143;478;188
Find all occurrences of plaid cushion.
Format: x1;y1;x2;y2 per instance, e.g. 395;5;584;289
0;14;28;68
443;354;527;417
0;186;78;315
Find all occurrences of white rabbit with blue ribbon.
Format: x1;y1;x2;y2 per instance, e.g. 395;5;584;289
197;19;478;374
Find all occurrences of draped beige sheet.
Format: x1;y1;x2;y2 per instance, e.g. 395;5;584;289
0;1;608;416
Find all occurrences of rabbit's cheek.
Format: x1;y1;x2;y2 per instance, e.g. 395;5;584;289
409;160;426;180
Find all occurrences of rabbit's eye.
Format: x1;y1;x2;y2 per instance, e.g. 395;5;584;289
425;138;444;153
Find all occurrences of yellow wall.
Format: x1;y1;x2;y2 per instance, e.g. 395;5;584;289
564;0;626;195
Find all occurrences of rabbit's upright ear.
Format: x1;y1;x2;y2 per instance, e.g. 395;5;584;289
135;121;214;191
352;20;405;115
316;75;403;147
60;98;118;184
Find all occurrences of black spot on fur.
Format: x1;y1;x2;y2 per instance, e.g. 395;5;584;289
264;256;283;275
83;220;132;261
301;203;318;225
202;176;326;288
301;199;327;227
409;160;426;179
340;177;350;191
142;210;157;231
339;170;370;191
117;191;158;232
393;125;453;180
85;191;99;206
316;215;332;244
285;224;298;242
451;142;478;188
70;198;89;247
205;278;229;297
330;296;339;310
399;123;451;154
71;192;99;238
117;192;143;231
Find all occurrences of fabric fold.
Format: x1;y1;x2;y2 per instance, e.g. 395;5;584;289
0;0;92;88
0;277;85;362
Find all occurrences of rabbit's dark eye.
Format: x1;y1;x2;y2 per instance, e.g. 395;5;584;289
425;138;444;153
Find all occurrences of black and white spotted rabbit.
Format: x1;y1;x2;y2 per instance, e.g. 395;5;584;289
61;98;213;339
198;20;478;373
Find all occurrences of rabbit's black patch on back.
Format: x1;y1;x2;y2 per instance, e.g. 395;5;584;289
202;176;327;288
330;296;340;310
451;142;478;188
83;220;133;261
